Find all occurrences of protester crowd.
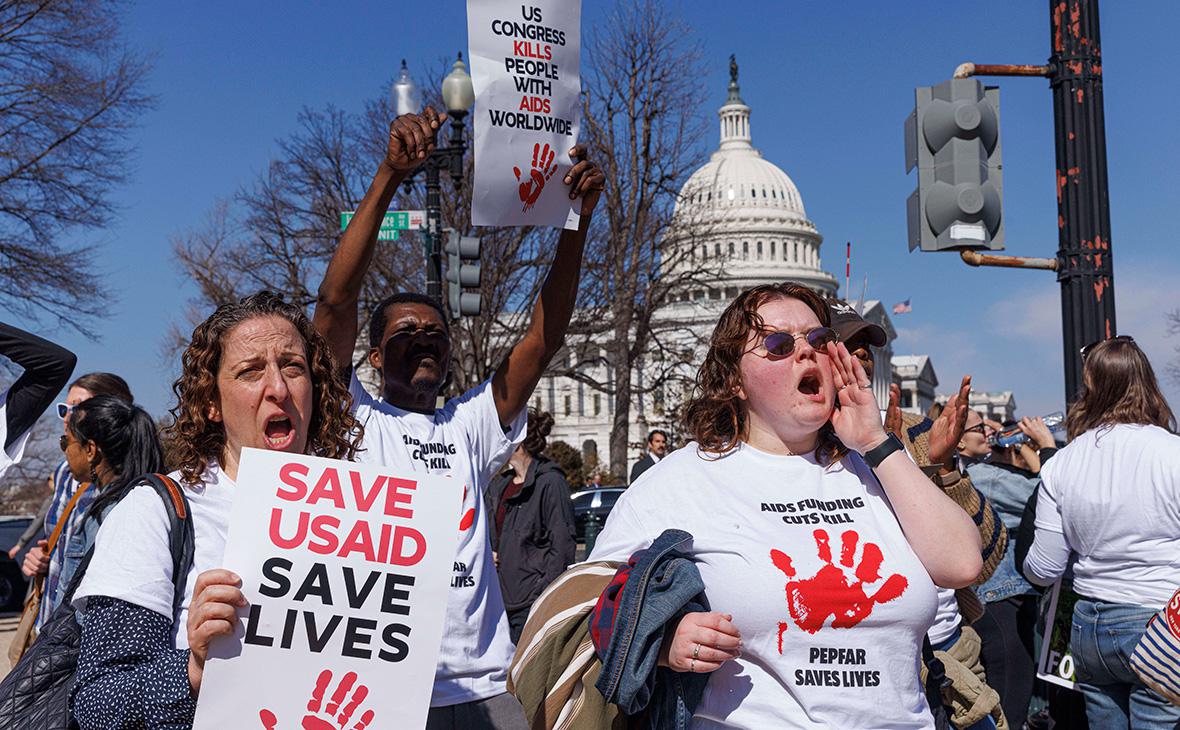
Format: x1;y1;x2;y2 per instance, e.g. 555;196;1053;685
0;107;1176;730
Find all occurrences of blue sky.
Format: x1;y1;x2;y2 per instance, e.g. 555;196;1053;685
8;0;1179;419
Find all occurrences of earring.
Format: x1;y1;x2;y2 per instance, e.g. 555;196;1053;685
89;463;98;484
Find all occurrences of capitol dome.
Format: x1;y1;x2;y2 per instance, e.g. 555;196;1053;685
666;57;837;298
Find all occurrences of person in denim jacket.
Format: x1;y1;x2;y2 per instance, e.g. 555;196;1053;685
963;409;1056;729
55;396;165;604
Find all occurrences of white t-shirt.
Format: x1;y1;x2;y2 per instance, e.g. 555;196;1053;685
589;443;938;729
349;373;525;707
929;589;962;646
74;464;236;647
0;389;31;480
1030;424;1180;609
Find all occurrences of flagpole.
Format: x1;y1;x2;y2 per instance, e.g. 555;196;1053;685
844;242;851;300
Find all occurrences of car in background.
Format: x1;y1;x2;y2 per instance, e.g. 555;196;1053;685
570;487;625;542
0;516;34;611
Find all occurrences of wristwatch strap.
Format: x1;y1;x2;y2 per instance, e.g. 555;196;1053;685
864;433;904;469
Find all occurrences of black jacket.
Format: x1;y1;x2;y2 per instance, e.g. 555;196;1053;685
486;456;577;613
629;453;656;484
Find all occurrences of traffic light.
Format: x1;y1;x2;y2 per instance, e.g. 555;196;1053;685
905;78;1004;252
445;231;481;318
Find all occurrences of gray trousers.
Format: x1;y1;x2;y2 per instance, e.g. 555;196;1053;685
425;692;528;730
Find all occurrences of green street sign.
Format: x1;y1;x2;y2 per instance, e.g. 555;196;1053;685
339;210;426;242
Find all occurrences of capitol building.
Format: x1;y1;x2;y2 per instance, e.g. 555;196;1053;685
534;60;901;480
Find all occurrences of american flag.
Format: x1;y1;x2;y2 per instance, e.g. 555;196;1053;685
892;299;912;315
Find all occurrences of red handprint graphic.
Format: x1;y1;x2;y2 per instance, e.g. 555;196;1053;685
259;669;375;729
459;484;475;532
769;529;908;650
513;142;558;212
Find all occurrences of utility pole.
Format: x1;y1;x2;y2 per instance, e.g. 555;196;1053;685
1048;0;1115;402
910;0;1115;405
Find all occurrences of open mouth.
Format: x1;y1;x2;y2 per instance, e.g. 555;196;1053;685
798;371;823;398
263;415;296;449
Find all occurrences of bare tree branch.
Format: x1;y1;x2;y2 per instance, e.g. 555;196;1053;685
0;0;154;335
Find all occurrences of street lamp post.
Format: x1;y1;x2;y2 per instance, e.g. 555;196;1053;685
393;54;475;304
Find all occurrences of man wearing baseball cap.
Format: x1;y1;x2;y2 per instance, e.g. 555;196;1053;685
826;300;1009;730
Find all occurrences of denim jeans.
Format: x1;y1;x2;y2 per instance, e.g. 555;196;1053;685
1071;599;1180;729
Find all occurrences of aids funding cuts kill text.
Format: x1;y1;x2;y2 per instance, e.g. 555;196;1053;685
244;461;429;664
487;6;573;135
760;495;919;692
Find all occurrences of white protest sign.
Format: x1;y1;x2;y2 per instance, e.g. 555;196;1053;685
193;448;461;730
468;0;582;230
1035;578;1080;690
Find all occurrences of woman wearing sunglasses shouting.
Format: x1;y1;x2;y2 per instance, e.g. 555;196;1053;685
589;283;982;728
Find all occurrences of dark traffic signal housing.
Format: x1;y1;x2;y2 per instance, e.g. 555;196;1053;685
445;231;481;319
905;78;1004;252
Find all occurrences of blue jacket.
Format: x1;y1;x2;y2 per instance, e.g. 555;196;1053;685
967;461;1040;602
590;529;710;730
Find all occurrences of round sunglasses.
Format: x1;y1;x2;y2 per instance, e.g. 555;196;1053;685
758;327;839;358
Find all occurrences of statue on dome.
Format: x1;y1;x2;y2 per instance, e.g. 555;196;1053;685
729;54;738;84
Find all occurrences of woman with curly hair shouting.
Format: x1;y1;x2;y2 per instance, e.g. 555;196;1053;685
69;291;363;728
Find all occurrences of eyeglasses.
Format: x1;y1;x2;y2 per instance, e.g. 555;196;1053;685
756;327;839;358
59;434;70;452
56;402;73;420
1080;335;1134;361
383;327;449;347
964;423;988;437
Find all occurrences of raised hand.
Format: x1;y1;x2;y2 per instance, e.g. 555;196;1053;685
928;375;971;470
770;529;909;646
563;144;604;216
259;669;375;730
1019;416;1057;450
383;106;447;172
659;611;742;673
186;568;247;693
884;383;903;439
825;341;886;455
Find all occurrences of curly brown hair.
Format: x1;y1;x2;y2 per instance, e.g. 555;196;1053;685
521;408;555;457
166;291;363;487
682;283;847;465
1066;336;1176;439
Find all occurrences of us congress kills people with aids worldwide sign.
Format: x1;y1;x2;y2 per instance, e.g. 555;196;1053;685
468;0;582;230
192;448;461;730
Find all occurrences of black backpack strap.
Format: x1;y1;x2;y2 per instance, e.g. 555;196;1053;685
61;473;196;617
138;473;197;616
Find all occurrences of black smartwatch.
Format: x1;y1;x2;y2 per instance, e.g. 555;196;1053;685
862;433;904;469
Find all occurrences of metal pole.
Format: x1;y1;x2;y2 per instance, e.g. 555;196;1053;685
424;161;442;302
1049;0;1115;404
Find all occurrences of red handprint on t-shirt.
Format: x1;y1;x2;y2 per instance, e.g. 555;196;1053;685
459;484;475;532
513;142;558;212
769;529;908;649
259;669;375;729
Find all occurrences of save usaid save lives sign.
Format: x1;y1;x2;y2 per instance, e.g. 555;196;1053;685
468;0;582;230
193;448;460;730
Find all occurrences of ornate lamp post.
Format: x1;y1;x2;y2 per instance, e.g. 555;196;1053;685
393;54;474;302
